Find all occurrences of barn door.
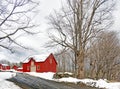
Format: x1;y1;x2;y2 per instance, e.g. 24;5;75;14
31;66;36;72
30;61;36;72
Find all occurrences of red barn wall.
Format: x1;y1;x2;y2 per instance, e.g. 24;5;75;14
44;54;57;72
6;66;10;70
0;64;2;70
1;66;10;70
23;63;31;72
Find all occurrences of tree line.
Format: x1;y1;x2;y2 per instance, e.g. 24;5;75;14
55;30;120;81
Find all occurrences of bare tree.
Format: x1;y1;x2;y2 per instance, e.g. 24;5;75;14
88;31;120;80
55;49;75;72
0;0;39;51
47;0;115;78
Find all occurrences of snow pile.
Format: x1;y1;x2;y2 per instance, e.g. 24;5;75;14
0;72;16;80
0;72;21;89
57;77;120;89
106;82;120;89
56;77;80;84
58;72;73;75
0;80;21;89
27;72;55;80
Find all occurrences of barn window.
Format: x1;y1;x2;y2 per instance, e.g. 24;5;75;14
37;65;40;70
50;59;52;64
27;66;30;70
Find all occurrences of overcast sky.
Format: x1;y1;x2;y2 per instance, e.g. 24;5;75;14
0;0;62;63
112;0;120;32
0;0;120;63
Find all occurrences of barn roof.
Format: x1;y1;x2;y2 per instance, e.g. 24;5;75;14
23;54;50;63
1;64;9;66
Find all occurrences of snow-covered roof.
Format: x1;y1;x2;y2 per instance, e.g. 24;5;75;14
1;64;9;66
17;67;23;69
23;54;50;63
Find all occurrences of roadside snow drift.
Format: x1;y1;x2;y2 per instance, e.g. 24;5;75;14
0;72;21;89
0;80;21;89
0;72;16;80
57;77;120;89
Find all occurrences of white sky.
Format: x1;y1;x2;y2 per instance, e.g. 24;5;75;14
112;0;120;32
0;0;120;63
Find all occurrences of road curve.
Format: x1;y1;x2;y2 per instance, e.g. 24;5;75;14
8;73;100;89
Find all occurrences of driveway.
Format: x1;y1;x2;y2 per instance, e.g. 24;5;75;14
8;73;101;89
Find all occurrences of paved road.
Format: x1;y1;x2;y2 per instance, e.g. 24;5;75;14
8;73;101;89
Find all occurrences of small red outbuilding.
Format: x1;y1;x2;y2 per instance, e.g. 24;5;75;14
0;64;10;70
12;65;18;70
22;53;57;73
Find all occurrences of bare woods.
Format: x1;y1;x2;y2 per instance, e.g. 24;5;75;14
47;0;120;80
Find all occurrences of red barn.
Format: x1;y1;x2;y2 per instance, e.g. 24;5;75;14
12;65;23;72
22;53;57;73
0;64;2;70
12;65;18;70
0;64;10;70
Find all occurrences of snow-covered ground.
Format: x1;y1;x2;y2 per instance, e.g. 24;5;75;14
57;77;120;89
0;80;21;89
0;71;16;80
27;72;55;80
0;71;21;89
1;71;120;89
27;72;120;89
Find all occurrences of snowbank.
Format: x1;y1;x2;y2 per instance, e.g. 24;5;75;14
0;72;21;89
56;77;120;89
56;77;80;84
58;72;73;75
0;72;16;80
27;72;55;80
0;80;21;89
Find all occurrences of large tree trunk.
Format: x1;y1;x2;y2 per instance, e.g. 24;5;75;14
77;49;85;78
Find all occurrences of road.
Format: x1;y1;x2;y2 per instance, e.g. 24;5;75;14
8;73;101;89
